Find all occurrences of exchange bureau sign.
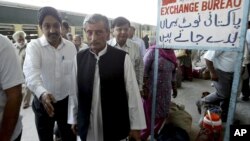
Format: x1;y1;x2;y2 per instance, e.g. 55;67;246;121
158;0;248;49
155;0;250;141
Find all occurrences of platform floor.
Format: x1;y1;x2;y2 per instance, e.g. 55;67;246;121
20;78;250;141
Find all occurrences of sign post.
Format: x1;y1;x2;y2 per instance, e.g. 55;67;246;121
151;0;250;140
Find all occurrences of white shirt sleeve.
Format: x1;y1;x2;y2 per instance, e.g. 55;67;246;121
124;54;146;130
23;41;47;99
68;56;78;124
0;35;24;141
203;50;216;62
0;36;24;90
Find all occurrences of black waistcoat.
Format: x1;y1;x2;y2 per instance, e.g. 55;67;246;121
77;45;130;141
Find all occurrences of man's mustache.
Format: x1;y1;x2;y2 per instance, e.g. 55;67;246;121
48;33;59;37
89;41;99;45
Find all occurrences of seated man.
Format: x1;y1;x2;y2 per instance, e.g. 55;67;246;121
196;50;238;122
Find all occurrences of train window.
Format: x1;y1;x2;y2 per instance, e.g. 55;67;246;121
75;26;83;35
22;25;39;42
75;26;84;38
0;24;15;41
144;25;150;31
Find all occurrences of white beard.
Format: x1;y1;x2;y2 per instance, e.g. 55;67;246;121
17;42;26;48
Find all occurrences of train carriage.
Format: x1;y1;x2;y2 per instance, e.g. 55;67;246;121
0;1;156;43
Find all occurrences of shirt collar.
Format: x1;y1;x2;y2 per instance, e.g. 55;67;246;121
89;44;108;58
109;38;130;48
39;35;65;49
14;43;26;49
131;36;136;41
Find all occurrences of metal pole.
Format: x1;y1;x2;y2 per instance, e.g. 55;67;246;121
224;1;250;139
150;48;159;141
223;52;243;141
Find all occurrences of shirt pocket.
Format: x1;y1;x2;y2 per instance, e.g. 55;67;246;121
62;60;73;75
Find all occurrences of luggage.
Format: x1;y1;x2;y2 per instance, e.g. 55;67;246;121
157;123;190;141
196;110;223;141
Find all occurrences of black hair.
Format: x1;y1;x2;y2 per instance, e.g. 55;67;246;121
38;6;62;26
111;17;130;28
62;20;70;30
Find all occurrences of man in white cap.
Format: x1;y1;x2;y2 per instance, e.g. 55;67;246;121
12;31;27;67
12;31;32;109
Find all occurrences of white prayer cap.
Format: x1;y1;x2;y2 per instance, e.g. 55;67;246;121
12;31;26;41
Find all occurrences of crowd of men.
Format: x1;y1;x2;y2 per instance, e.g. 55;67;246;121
0;6;148;141
0;5;250;141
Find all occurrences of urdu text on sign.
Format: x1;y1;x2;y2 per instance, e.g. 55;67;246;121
159;0;244;48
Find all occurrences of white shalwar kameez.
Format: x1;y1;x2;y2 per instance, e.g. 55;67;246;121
68;46;146;141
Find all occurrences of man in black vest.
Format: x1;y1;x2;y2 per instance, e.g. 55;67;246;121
67;14;146;141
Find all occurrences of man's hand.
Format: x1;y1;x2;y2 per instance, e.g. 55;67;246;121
205;59;218;81
172;89;177;98
129;130;141;141
41;92;56;117
71;124;78;135
210;71;218;81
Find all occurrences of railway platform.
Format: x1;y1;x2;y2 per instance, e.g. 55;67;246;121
20;78;250;141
